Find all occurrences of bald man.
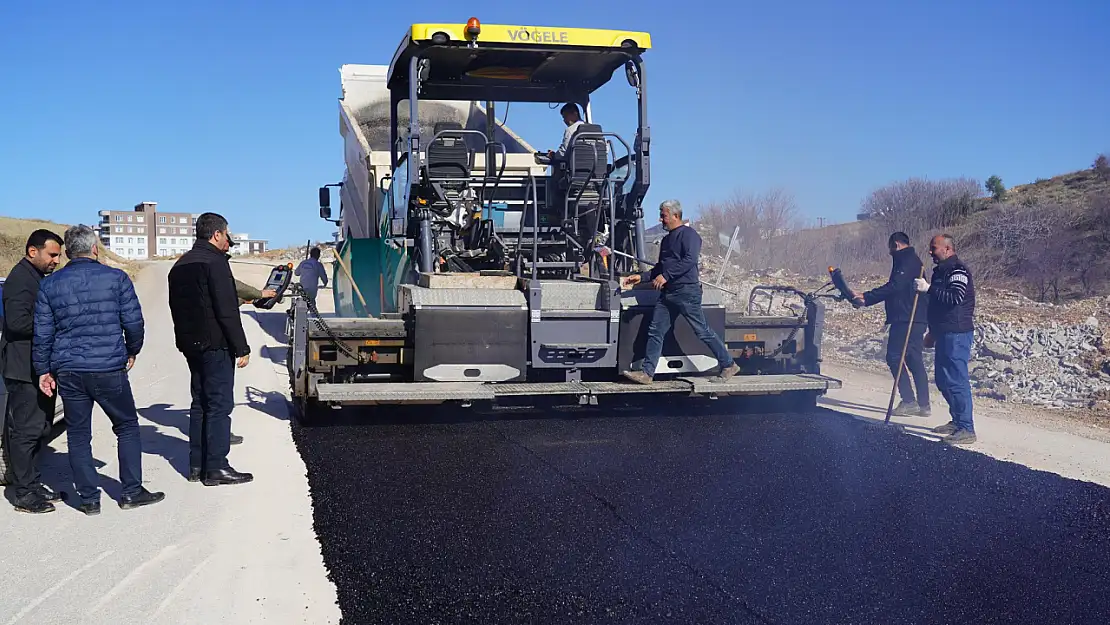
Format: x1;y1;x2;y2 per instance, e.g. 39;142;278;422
914;234;977;445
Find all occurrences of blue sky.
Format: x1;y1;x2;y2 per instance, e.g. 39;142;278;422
2;0;1107;248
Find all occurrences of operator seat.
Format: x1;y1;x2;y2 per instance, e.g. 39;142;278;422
425;121;470;190
561;123;609;252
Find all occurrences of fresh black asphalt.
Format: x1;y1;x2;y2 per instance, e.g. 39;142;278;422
292;400;1110;625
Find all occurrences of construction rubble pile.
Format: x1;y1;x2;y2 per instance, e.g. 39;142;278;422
698;253;1110;413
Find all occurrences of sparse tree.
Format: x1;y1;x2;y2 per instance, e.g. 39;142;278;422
860;177;981;239
1094;154;1110;181
985;175;1006;201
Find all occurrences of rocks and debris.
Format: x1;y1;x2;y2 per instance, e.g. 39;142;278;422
698;252;1110;415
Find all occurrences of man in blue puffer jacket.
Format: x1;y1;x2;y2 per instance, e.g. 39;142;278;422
32;225;165;515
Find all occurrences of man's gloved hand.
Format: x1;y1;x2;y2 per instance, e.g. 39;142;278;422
913;277;930;293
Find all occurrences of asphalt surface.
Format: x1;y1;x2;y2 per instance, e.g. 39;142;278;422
293;401;1110;625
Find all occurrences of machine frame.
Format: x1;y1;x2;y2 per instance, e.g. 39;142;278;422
289;19;842;421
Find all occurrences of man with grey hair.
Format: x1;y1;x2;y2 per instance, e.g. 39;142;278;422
33;224;165;514
621;200;739;384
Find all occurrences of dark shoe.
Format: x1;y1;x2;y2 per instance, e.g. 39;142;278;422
932;421;958;435
943;429;977;445
892;401;928;417
119;488;166;510
188;467;202;482
78;500;102;516
13;492;55;514
717;362;741;381
202;467;254;486
230;433;244;445
621;371;653;385
32;483;67;502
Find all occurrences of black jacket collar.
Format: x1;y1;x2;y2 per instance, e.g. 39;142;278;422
17;257;46;280
936;254;961;271
191;239;230;259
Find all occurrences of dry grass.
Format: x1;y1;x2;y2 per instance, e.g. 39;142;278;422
0;216;140;279
698;164;1110;303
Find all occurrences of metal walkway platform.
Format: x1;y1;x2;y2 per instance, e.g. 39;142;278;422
314;373;841;405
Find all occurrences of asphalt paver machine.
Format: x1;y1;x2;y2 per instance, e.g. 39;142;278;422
286;18;842;421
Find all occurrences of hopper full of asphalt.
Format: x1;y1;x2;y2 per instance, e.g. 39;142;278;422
292;403;1110;625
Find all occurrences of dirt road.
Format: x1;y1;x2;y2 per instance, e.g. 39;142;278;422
0;261;340;625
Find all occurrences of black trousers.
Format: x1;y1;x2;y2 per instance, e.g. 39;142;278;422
3;377;57;498
886;323;930;407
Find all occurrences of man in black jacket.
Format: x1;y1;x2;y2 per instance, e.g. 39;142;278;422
168;213;254;486
915;234;977;445
1;229;65;513
850;232;931;417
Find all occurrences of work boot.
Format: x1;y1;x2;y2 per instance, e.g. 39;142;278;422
717;362;741;381
32;483;67;502
230;433;244;445
203;467;254;486
621;371;653;385
932;421;958;435
892;401;926;417
119;488;166;510
78;500;102;516
13;492;55;514
943;429;977;445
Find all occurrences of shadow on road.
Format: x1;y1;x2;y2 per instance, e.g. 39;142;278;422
246;310;289;346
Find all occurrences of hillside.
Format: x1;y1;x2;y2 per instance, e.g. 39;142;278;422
0;216;139;278
998;167;1110;208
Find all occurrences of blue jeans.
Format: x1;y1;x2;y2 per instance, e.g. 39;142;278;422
57;369;143;503
642;284;733;377
934;331;974;432
186;349;235;472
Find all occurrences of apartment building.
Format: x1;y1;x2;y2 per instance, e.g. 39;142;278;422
99;202;268;259
227;232;269;256
99;202;199;260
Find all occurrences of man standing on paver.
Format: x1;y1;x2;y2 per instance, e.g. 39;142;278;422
168;212;254;486
915;233;977;445
851;232;931;417
294;247;328;307
34;225;165;515
1;229;65;513
620;199;739;384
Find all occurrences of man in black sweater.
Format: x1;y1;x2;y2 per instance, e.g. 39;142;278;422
620;199;739;384
915;233;977;445
168;212;254;486
850;232;931;417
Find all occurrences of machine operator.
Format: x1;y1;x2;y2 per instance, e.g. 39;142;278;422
545;103;585;163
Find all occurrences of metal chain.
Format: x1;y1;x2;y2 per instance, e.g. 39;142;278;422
287;283;361;362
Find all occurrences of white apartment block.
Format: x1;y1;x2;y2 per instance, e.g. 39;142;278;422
99;202;198;260
99;202;265;259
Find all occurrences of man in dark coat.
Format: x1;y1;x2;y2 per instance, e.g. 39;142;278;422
1;229;64;513
168;212;254;486
34;225;165;515
851;232;931;417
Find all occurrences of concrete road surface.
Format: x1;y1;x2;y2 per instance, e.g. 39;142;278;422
0;261;340;625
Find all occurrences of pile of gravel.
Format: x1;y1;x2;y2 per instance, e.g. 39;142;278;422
831;316;1110;410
